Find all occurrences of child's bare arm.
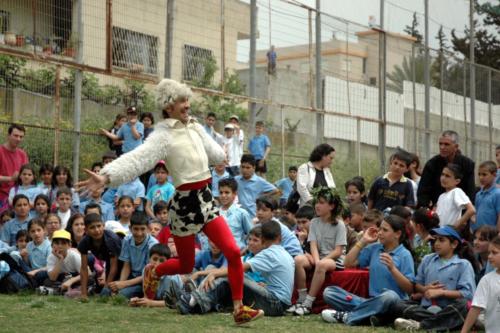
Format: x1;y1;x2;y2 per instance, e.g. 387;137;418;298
460;306;481;333
325;245;344;261
455;203;475;230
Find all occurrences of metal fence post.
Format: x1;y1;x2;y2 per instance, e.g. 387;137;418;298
72;0;83;182
463;64;468;156
54;66;61;166
440;50;444;133
281;105;285;179
424;0;431;161
412;44;417;154
220;0;225;91
378;0;386;173
488;69;492;160
249;0;257;136
315;0;323;145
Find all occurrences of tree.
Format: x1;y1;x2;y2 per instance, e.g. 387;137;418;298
387;55;426;93
431;26;448;88
403;12;423;44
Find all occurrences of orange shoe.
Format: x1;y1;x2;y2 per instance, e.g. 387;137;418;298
233;305;264;325
143;264;160;300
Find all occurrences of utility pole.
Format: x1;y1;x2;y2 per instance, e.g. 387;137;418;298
469;0;476;161
424;0;430;161
73;0;83;182
378;0;386;173
249;0;257;136
315;0;323;145
165;0;174;78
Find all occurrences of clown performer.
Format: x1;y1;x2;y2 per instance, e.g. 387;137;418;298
77;79;263;325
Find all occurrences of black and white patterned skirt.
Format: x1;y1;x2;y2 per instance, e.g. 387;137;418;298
169;185;219;237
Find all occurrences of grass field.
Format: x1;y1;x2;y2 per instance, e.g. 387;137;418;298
0;293;400;333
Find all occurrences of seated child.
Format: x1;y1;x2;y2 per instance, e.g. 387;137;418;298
129;243;183;307
291;187;347;316
1;194;31;246
104;212;158;299
34;194;50;220
255;196;303;257
37;163;53;196
106;196;135;236
154;201;172;245
321;215;415;326
53;187;78;229
412;208;440;265
361;209;384;234
294;205;314;254
65;214;86;248
189;240;227;287
45;230;83;297
210;163;229;200
49;166;80;210
80;188;115;222
392;226;476;331
167;220;293;319
218;178;253;252
473;225;497;282
145;161;175;219
21;219;51;284
115;177;145;212
8;164;44;209
275;166;297;208
348;203;366;234
461;236;500;333
78;213;122;299
436;163;475;230
148;220;162;238
345;177;367;206
45;214;62;240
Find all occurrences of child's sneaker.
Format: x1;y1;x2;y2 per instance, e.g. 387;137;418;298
286;303;299;313
394;318;420;331
293;304;311;316
321;309;347;323
143;264;160;300
233;305;264;325
184;278;197;293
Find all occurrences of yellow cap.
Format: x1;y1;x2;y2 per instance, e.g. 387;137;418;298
52;229;72;242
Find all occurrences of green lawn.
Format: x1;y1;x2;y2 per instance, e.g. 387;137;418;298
0;293;399;333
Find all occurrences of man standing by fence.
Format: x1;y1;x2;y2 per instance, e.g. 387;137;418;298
417;130;475;208
0;124;28;213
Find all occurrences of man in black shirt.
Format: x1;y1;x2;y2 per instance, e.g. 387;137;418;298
417;130;475;208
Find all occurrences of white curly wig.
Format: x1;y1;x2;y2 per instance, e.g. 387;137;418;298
155;79;193;110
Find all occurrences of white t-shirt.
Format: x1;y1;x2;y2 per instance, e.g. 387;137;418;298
436;188;470;227
57;210;71;230
221;135;241;167
46;248;81;274
472;270;500;333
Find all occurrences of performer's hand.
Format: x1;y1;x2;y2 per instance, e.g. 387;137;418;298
76;169;108;193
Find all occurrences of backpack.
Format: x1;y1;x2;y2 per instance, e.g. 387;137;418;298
0;253;36;293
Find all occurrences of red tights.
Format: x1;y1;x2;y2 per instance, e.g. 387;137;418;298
155;216;243;300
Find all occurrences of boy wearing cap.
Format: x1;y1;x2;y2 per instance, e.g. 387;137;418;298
100;107;144;153
248;121;271;178
45;230;83;295
229;115;244;157
222;123;242;177
392;225;476;331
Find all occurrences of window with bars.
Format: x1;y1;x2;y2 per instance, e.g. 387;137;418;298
0;10;10;33
112;27;158;75
183;44;214;81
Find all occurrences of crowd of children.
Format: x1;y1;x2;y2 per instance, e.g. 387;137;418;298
1;109;500;331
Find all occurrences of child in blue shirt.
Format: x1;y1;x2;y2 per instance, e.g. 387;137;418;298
17;219;51;285
392;226;476;331
8;164;44;209
167;220;293;318
217;178;253;252
321;214;415;325
248;121;271;178
116;177;145;212
235;154;278;217
80;191;115;222
145;161;175;219
1;194;31;246
211;163;229;199
104;212;158;299
189;240;228;286
473;161;500;232
275;166;297;208
100;107;144;153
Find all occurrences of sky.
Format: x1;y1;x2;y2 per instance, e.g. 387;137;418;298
237;0;474;61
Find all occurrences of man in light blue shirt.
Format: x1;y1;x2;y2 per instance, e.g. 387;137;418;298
235;154;278;217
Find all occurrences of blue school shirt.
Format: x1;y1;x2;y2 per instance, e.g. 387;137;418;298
473;186;500;232
243;252;265;283
102;187;117;206
247;244;295;305
146;174;173;193
275;177;294;201
0;217;30;246
119;234;158;278
416;253;475;308
117;122;144;153
0;240;15;253
79;199;115;222
358;243;415;299
211;169;230;198
276;219;303;257
235;174;276;217
9;185;44;205
27;239;51;270
194;250;227;270
49;186;80;209
219;204;253;250
116;178;146;211
146;182;175;208
248;134;271;160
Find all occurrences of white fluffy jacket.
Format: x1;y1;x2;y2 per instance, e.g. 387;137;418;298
101;117;226;188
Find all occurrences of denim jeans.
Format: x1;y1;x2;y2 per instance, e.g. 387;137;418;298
390;299;469;331
194;278;287;316
323;286;400;325
101;283;143;299
156;275;183;300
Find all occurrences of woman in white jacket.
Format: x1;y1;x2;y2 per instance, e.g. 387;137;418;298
78;79;262;324
297;143;336;206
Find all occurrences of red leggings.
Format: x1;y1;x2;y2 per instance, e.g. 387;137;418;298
155;216;243;300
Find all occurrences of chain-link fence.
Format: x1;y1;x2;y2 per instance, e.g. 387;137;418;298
0;0;498;194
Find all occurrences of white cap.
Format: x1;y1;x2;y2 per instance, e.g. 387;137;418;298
104;221;128;236
224;123;235;130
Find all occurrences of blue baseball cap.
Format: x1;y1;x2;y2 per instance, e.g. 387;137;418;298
430;226;462;243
